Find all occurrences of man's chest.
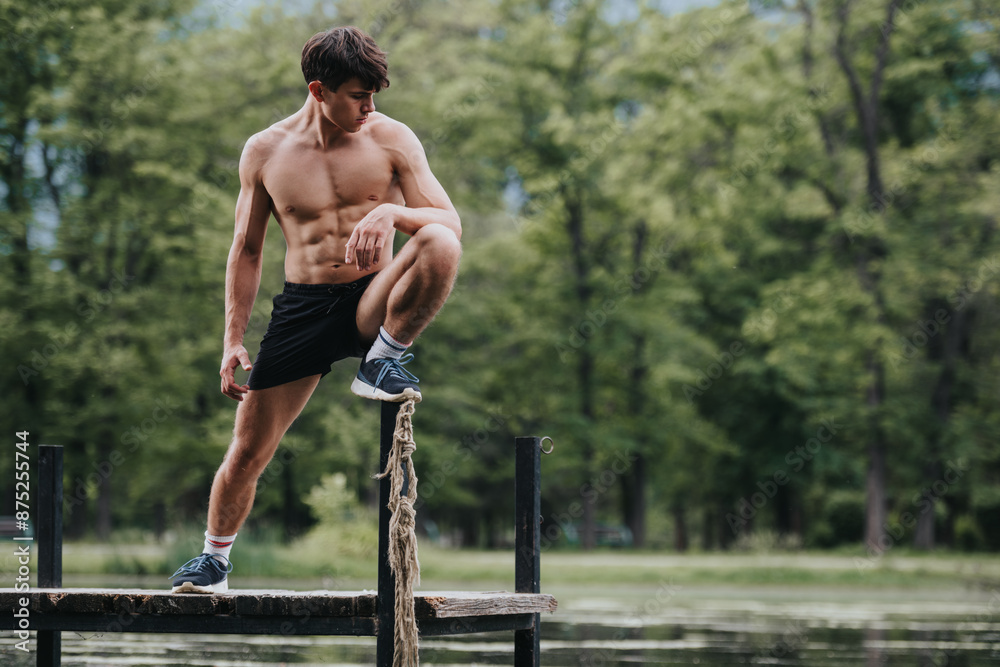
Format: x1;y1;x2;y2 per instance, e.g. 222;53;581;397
262;142;400;218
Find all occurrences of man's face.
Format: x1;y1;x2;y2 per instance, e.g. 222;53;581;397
315;77;376;133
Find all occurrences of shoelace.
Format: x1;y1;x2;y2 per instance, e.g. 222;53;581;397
372;353;420;391
168;553;233;579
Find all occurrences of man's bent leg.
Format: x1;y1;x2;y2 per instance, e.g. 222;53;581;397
356;223;461;345
208;374;321;536
351;224;460;401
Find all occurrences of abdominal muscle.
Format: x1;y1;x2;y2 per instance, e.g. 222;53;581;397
279;212;394;285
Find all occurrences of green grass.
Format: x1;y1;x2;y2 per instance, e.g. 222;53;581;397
56;529;1000;591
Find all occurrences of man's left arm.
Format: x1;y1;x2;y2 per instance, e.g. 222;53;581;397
346;122;461;271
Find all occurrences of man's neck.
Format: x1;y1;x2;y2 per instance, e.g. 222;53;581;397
300;96;349;149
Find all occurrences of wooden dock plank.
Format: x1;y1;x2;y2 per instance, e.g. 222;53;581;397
417;592;558;618
0;589;555;620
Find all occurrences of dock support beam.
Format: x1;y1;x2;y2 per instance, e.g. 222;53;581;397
514;436;542;667
377;401;399;667
37;445;63;667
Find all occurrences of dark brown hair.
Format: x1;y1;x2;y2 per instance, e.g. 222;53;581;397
301;26;389;93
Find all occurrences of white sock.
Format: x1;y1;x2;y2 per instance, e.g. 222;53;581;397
203;531;236;566
365;326;409;362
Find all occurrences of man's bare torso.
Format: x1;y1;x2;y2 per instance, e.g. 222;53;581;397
253;111;405;284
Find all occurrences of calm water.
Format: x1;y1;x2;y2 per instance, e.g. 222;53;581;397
3;582;998;665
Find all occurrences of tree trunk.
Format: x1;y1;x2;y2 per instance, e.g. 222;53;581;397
912;474;936;550
3;124;32;286
775;483;792;536
832;0;901;552
283;455;297;540
915;306;970;549
579;347;597;551
621;453;647;548
96;438;113;542
940;497;956;548
702;506;714;550
153;501;165;541
791;498;803;540
66;493;88;540
672;499;688;552
717;505;734;549
566;190;597;551
623;220;650;548
623;332;647;547
864;437;888;552
863;350;888;552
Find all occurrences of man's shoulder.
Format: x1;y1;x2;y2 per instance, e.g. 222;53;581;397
243;123;290;160
365;113;423;166
366;113;419;146
239;121;298;178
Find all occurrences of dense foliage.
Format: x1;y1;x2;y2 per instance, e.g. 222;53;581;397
2;0;998;553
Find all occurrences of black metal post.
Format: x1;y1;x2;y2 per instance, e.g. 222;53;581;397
37;445;63;667
514;436;541;667
376;402;397;667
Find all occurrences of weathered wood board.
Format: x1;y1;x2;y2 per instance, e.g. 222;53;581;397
1;588;556;620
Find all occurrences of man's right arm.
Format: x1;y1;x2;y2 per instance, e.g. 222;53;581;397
220;135;272;401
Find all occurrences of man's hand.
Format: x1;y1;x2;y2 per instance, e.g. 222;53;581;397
345;204;396;271
220;345;253;401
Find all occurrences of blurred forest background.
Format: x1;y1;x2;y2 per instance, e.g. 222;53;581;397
2;0;999;557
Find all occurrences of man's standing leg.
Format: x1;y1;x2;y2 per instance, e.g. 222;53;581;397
352;223;461;400
171;375;320;593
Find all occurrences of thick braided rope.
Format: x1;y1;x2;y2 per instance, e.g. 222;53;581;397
376;398;420;667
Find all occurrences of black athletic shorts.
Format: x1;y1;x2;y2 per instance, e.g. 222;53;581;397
246;273;377;391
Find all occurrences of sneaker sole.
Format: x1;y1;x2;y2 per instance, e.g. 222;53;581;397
171;579;228;594
351;376;422;403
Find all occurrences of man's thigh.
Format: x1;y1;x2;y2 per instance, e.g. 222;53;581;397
231;374;321;459
355;242;421;344
355;223;459;345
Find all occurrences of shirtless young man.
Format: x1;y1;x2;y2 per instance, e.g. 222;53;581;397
169;27;461;593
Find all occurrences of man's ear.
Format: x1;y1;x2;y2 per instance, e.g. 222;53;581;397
307;81;324;103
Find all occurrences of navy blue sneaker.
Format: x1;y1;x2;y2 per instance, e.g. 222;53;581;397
170;553;232;594
351;353;422;402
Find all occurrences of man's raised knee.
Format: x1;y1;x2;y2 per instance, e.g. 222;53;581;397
415;223;462;262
